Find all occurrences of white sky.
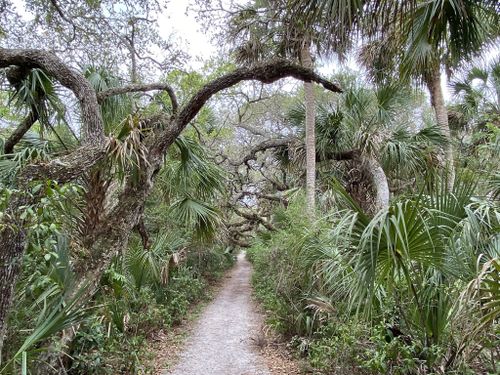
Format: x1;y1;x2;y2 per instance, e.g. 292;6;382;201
158;0;217;68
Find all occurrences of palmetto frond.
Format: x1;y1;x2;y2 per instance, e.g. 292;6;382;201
103;114;150;183
10;69;50;103
171;197;221;241
9;69;64;122
84;66;132;133
381;125;446;175
0;131;51;185
125;233;186;290
157;135;225;204
449;59;500;132
3;235;92;371
399;0;500;79
3;286;91;372
455;256;500;352
488;173;500;200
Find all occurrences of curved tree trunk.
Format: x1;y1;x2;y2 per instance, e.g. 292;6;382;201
300;43;316;215
362;156;389;212
425;66;455;191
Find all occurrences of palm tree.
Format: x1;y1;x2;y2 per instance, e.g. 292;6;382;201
230;2;319;214
448;60;500;198
449;59;500;133
229;0;364;214
300;42;317;215
360;0;499;189
286;79;445;212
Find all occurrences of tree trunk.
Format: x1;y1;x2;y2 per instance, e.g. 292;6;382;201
3;106;39;154
425;66;455;191
0;195;28;355
300;43;316;215
362;156;389;212
36;162;156;374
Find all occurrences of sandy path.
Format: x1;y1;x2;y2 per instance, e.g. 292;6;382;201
165;252;270;375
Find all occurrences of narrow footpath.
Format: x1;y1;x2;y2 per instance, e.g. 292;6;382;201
165;252;270;375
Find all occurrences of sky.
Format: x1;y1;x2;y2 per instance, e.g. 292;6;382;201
157;0;217;68
157;1;455;99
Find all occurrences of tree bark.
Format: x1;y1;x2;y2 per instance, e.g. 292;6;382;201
300;43;316;216
135;217;150;249
3;107;39;154
361;156;389;212
425;66;455;191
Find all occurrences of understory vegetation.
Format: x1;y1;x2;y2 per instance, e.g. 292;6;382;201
249;179;499;374
1;179;235;373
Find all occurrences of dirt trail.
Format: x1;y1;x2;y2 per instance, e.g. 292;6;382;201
165;252;270;375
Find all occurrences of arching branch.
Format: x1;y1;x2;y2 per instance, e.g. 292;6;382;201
0;48;104;144
176;59;341;130
98;83;179;113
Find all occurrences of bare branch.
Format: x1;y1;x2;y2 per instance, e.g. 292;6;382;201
232;207;276;231
237;191;287;204
3;107;39;154
233;137;294;165
176;59;342;129
97;82;179;113
237;123;270;137
48;0;77;42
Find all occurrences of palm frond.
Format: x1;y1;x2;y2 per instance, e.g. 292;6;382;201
170;197;221;241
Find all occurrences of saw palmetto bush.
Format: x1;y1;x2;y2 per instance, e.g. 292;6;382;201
248;172;499;373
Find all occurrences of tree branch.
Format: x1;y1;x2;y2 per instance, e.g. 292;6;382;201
176;59;341;129
232;137;294;165
237;191;287;204
317;149;360;162
232;207;276;231
98;83;179;114
48;0;77;42
237;123;269;137
19;145;106;184
230;137;359;166
0;48;104;144
3;107;39;154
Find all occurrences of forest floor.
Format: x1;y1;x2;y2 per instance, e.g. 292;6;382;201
153;252;302;375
